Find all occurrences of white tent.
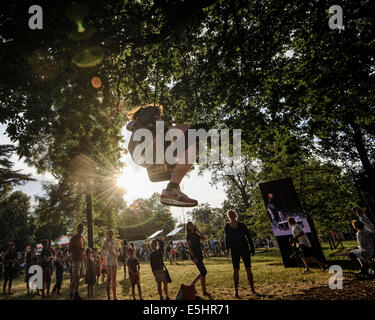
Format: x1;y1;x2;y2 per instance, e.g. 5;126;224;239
147;230;164;240
166;227;184;237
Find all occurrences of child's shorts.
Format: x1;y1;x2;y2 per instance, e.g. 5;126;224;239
129;273;140;286
153;269;167;283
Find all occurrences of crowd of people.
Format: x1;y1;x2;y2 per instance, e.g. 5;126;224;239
1;207;374;300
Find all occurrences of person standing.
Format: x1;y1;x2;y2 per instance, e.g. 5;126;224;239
68;223;85;300
2;242;18;295
0;252;4;280
39;239;54;298
224;210;257;298
150;239;170;300
120;240;128;279
85;248;96;298
51;250;64;296
25;244;38;295
104;229;119;300
287;217;326;273
127;248;143;300
93;248;101;285
100;249;107;284
186;222;210;297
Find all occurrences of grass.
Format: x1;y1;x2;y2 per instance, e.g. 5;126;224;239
0;240;370;300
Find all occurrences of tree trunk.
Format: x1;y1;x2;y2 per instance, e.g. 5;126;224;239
351;123;373;175
351;122;375;201
86;187;94;249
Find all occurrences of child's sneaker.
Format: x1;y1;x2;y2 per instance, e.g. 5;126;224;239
160;187;198;207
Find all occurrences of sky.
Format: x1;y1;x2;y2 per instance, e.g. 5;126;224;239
0;123;227;224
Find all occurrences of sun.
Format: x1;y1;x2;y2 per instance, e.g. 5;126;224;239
116;172;128;190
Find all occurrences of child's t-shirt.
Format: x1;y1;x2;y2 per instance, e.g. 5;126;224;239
127;257;139;274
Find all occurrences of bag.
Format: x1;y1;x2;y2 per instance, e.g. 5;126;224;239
176;284;197;300
163;263;172;283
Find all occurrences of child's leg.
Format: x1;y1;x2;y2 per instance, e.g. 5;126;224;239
137;280;142;299
131;284;136;299
8;277;13;293
46;279;51;296
157;282;162;298
42;280;46;297
163;282;169;298
106;269;112;299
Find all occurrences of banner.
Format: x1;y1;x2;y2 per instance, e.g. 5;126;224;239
259;177;325;267
259;178;311;237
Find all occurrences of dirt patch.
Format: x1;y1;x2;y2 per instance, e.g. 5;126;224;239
283;274;375;300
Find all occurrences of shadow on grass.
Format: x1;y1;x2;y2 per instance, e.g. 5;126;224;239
327;259;357;271
119;278;131;295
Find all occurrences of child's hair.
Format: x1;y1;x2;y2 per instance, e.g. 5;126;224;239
86;248;92;256
41;239;49;246
226;209;238;219
126;104;163;121
150;239;158;250
128;247;135;255
185;221;197;237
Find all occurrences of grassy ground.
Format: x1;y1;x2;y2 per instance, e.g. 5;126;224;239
1;241;374;300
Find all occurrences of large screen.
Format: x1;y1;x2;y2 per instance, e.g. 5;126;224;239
259;178;311;237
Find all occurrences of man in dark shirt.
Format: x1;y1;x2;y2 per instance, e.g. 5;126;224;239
224;209;257;298
68;223;85;300
39;239;53;297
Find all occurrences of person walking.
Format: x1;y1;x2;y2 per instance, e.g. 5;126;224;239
186;222;211;297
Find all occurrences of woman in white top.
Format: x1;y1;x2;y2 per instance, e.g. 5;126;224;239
104;229;119;300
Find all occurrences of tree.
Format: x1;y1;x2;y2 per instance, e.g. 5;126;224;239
0;144;34;194
0;191;34;250
118;193;176;241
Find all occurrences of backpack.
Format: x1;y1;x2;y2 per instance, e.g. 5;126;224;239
176;284;197;300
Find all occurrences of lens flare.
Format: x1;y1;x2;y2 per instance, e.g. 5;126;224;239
72;46;105;68
68;25;95;41
28;50;60;81
91;76;101;88
76;20;85;33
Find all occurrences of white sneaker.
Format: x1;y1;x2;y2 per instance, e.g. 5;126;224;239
160;187;198;207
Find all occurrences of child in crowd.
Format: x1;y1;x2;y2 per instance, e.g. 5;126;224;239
127;248;142;300
150;239;170;300
25;244;38;295
171;246;176;264
39;239;53;298
93;248;101;285
51;250;64;295
100;249;106;284
85;248;96;298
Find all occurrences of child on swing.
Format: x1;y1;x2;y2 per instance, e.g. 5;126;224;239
126;104;204;207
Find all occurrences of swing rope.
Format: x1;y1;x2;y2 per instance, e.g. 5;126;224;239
154;49;160;107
